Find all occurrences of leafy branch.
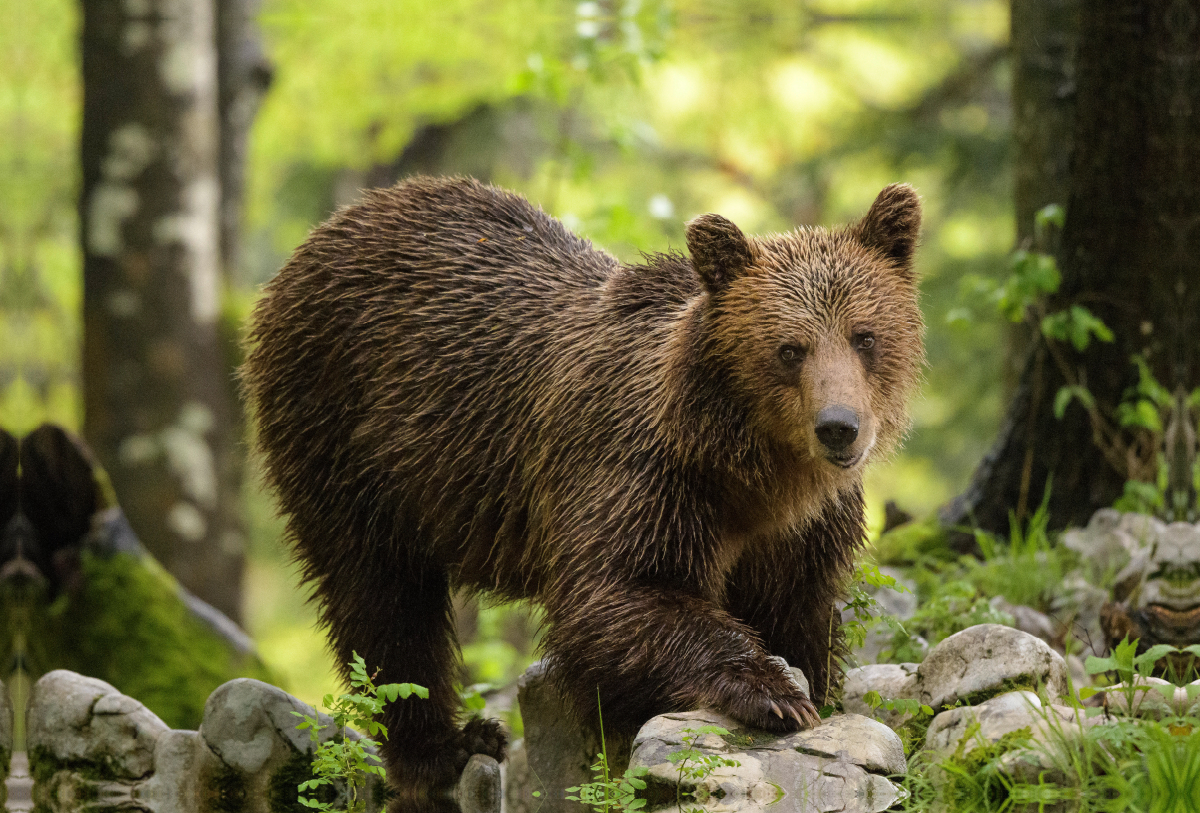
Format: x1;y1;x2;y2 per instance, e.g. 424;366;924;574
292;652;428;813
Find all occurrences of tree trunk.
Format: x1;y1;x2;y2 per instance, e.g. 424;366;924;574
216;0;271;288
1004;0;1080;395
80;0;244;622
943;0;1200;540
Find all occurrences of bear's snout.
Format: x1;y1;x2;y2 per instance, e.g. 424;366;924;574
815;405;860;455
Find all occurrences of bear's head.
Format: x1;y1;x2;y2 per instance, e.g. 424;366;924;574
687;184;924;478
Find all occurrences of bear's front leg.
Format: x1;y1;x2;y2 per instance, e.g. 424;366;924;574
540;581;821;739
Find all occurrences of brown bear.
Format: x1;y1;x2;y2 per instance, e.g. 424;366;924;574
242;176;923;797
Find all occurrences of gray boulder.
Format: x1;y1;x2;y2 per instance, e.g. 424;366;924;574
915;625;1068;710
630;709;905;813
27;670;169;781
842;663;919;728
924;691;1091;754
23;670;500;813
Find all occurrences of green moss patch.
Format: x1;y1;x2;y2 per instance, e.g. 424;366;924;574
34;551;275;730
957;677;1040;710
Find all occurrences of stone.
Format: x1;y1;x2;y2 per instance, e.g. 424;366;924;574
199;677;337;773
915;625;1068;710
23;671;397;813
989;598;1059;648
517;661;626;813
27;670;169;780
455;754;503;813
1050;574;1110;658
841;663;919;728
198;678;390;813
630;709;905;813
1061;509;1140;576
502;737;534;813
1095;677;1192;719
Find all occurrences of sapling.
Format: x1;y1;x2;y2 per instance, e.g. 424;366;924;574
293;652;428;813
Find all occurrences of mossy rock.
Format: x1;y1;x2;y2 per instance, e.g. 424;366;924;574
30;548;274;730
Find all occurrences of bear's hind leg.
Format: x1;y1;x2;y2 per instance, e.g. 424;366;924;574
312;547;506;799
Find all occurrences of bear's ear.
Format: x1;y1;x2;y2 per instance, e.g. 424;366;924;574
686;214;755;295
856;183;922;279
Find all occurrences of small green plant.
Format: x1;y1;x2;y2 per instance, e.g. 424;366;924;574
566;697;649;813
665;726;741;812
966;483;1074;610
843;559;910;653
292;652;428;813
861;691;934;719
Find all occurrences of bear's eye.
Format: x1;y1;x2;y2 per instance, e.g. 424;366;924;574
854;333;875;352
779;345;804;366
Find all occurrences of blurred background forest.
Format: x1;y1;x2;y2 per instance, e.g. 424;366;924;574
4;0;1019;709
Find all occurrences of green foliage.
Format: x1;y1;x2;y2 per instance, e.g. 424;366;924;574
567;700;647;813
25;549;275;730
292;652;428;813
666;726;742;812
886;579;1014;663
1116;478;1167;515
861;690;934;719
1115;354;1175;432
566;753;648;813
967;486;1073;609
1041;304;1114;352
997;249;1061;322
843;559;910;653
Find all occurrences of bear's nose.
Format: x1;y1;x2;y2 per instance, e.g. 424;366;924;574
815;406;859;453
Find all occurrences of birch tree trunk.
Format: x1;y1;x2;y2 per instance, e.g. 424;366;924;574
80;0;244;621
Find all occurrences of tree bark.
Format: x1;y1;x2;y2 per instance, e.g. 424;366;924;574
216;0;271;288
943;0;1200;539
80;0;244;621
1004;0;1080;395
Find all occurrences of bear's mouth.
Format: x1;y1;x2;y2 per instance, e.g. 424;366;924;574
826;452;863;469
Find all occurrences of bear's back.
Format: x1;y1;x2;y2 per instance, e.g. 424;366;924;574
245;177;693;591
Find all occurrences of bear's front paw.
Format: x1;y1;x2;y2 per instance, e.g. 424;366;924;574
714;658;822;732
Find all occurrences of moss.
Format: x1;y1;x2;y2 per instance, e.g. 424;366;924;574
895;713;934;758
721;728;781;749
268;748;336;813
28;746;122;785
873;515;954;566
957;677;1040;709
34;549;276;730
209;762;248;813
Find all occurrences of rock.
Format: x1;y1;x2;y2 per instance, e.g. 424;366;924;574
454;754;502;813
924;691;1089;753
915;625;1068;710
842;664;919;728
27;670;169;780
630;709;904;813
1061;509;1141;576
24;670;392;813
1051;574;1110;658
790;714;906;775
502;737;534;813
517;661;625;813
1095;677;1195;719
989;597;1059;648
924;690;1099;791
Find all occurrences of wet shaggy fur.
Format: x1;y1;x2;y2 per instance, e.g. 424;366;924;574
242;177;924;795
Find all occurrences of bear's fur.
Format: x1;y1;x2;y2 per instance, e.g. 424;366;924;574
242;177;923;795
